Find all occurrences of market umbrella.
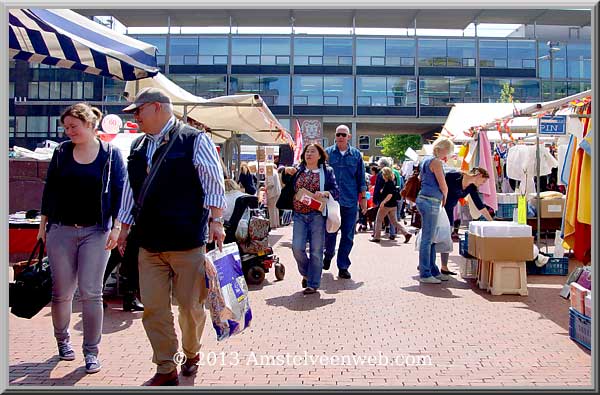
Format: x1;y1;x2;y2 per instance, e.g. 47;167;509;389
9;8;159;81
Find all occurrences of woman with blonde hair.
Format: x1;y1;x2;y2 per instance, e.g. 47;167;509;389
416;137;454;284
38;103;126;373
238;162;257;195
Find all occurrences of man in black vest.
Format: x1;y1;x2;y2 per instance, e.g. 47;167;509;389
114;88;226;386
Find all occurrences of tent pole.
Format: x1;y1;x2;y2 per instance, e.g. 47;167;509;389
535;128;541;250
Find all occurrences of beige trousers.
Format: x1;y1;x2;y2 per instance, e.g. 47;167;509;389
373;205;409;240
139;246;208;374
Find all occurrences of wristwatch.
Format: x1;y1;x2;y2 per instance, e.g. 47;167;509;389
210;216;225;225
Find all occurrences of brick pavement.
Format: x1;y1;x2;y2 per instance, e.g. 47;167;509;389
9;225;592;388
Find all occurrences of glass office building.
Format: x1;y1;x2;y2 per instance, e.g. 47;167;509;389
8;13;592;158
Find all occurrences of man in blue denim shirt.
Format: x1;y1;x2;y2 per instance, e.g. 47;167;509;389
324;125;368;279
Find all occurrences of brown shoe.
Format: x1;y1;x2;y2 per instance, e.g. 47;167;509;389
142;370;179;386
404;233;412;244
181;354;200;376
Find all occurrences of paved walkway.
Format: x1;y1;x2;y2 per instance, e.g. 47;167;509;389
9;224;592;388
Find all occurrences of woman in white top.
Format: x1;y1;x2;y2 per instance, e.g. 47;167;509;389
223;179;249;222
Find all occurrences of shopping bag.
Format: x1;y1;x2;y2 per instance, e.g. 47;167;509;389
9;239;52;319
414;230;421;251
554;231;565;258
325;195;341;233
517;195;527;224
235;208;251;241
433;207;453;253
204;243;252;341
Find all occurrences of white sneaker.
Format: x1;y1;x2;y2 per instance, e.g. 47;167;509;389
435;274;451;281
85;354;102;374
419;276;442;284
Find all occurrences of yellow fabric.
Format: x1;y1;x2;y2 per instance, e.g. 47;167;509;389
460;144;470;171
562;137;579;250
577;117;592;225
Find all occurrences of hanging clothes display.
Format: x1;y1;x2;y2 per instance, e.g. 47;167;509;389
562;102;592;263
477;130;498;211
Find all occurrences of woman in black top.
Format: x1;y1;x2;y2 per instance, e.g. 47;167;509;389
369;167;411;243
238;162;257;195
441;167;494;275
37;103;125;374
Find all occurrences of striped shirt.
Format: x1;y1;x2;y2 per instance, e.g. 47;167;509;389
117;116;226;225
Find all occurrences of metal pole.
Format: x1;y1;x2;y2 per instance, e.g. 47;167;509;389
536;127;541;250
549;44;554;100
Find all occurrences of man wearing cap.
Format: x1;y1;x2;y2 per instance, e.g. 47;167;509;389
323;125;367;279
113;87;226;386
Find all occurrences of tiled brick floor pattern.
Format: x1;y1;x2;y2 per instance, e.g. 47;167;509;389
9;225;592;388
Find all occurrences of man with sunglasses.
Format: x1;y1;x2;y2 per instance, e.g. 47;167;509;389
324;125;368;279
114;87;226;386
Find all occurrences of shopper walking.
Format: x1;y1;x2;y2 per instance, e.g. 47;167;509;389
324;125;367;279
38;103;126;374
369;167;411;243
416;137;454;284
287;144;339;294
238;162;257;195
116;88;226;386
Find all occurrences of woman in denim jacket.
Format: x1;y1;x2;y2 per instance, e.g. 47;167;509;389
37;103;126;374
285;143;339;294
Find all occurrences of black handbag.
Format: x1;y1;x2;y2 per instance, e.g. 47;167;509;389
276;171;296;210
9;239;52;319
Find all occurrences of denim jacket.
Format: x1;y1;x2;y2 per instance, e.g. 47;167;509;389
41;139;126;231
325;145;366;207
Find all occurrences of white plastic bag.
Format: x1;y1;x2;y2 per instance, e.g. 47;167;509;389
204;243;252;341
414;230;421;251
235;208;251;241
433;206;453;253
554;230;565;258
325;195;341;233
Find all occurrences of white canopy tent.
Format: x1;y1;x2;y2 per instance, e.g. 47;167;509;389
441;102;536;142
123;73;291;145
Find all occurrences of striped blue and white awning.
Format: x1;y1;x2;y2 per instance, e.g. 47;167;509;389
9;9;159;81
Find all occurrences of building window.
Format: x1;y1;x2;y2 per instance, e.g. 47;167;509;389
357;38;415;67
27;116;49;138
357;76;417;107
566;43;591;79
418;39;447;66
170;75;197;95
359;136;370;150
375;137;385;147
293;75;353;106
538;41;566;79
198;37;228;65
16;116;26;137
49;116;61;137
72;81;84;100
103;79;126;102
420;77;479;106
482;78;540;102
84;82;95;99
479;40;507;68
196;76;227;98
28;82;39;99
9;82;15;99
446;39;476;67
507;40;536;69
60;82;72;99
230;75;290;106
294;37;351;66
170;36;199;65
261;37;291;65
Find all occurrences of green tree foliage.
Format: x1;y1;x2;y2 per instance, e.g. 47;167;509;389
380;134;422;161
499;81;519;103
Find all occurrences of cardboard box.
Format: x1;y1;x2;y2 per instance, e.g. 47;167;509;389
470;234;534;261
294;188;326;212
531;197;565;218
570;282;588;315
467;232;477;257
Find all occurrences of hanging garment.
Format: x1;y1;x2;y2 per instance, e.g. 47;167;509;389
476;131;498;211
557;144;568;186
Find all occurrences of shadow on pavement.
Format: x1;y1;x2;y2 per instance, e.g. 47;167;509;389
264;293;336;311
248;279;276;291
401;278;462;299
10;357;87;386
70;301;142;335
319;273;364;294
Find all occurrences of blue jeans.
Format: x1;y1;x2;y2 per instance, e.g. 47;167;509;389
416;196;442;279
292;211;326;289
46;224;110;357
324;204;358;270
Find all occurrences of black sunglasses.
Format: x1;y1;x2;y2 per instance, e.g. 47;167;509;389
336;133;348;137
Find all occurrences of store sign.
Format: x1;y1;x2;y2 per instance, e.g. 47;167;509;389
101;114;123;134
539;115;567;135
300;119;323;144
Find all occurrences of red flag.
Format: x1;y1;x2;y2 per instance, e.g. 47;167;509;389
293;119;303;164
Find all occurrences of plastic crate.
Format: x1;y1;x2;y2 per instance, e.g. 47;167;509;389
496;203;517;219
460;258;478;279
569;307;591;350
527;257;569;275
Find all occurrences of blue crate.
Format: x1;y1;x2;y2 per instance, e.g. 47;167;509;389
459;234;475;258
527;257;569;275
569;308;591;350
496;203;517;219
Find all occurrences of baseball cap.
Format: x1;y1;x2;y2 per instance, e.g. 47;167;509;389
122;87;171;113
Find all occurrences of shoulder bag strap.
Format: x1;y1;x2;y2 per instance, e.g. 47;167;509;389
134;121;184;215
